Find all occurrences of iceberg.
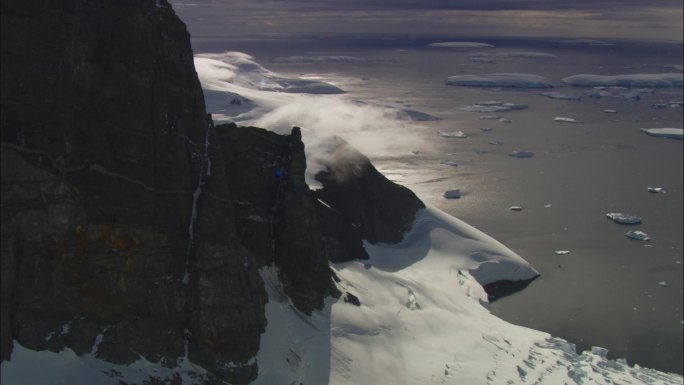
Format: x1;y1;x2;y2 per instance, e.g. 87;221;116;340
554;250;571;255
540;92;582;101
446;73;554;88
647;187;665;193
603;109;618;113
499;118;512;123
429;42;494;48
439;130;468;138
509;206;523;211
459;104;512;112
479;115;501;119
559;39;614;46
554;117;583;123
480;127;493;132
440;160;459;167
469;52;556;59
509;151;534;158
640;128;684;140
606;213;642;225
625;230;651;241
489;140;504;145
443;189;461;199
562;73;683;87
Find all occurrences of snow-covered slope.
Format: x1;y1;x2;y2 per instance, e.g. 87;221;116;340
252;206;682;385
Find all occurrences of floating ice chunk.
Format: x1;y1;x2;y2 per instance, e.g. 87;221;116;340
562;73;683;87
446;73;554;88
439;130;468;138
640;128;684;139
509;206;523;211
554;250;571;255
459;104;512;112
489;140;504;145
606;213;642;225
647;187;665;193
440;160;459;167
480;127;493;132
477;101;504;106
498;118;512;123
443;189;461;199
625;230;650;241
429;42;494;48
658;281;668;287
479;115;501;119
554;117;583;123
509;151;534;158
559;39;614;46
652;102;683;109
502;103;528;110
603;109;618;113
544;204;552;208
584;90;613;98
469;52;556;59
540;92;581;101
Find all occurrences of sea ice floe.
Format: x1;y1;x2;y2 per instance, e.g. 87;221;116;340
647;187;665;193
585;90;613;98
440;160;459;167
469;52;556;59
625;230;650;241
443;189;461;199
479;115;501;119
499;118;512;123
640;128;684;140
562;73;683;87
509;151;534;158
658;281;668;287
489;140;504;146
540;92;581;101
480;127;493;132
606;213;642;225
603;109;617;113
429;42;494;48
554;117;583;123
439;130;468;138
652;102;683;109
559;39;614;46
459;105;512;113
554;250;571;255
446;73;554;88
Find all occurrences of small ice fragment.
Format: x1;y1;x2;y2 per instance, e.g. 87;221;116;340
443;189;461;199
625;230;650;241
411;150;420;155
477;101;504;106
544;204;552;208
509;206;523;211
555;250;570;255
647;187;664;193
439;130;468;138
554;117;583;123
603;109;617;113
480;127;493;132
440;160;458;167
499;118;512;123
479;115;501;119
509;150;534;158
640;128;683;140
658;281;668;287
540;91;582;101
501;103;528;110
489;140;504;145
606;212;642;225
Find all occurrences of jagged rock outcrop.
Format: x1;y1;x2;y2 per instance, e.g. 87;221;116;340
314;137;425;244
1;0;425;383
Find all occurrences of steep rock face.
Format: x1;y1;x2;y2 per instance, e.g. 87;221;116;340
215;123;344;314
314;137;425;245
1;0;265;383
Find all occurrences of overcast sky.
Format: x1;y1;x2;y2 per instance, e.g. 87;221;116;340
169;0;683;42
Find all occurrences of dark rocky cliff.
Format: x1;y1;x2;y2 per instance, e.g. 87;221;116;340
1;0;423;383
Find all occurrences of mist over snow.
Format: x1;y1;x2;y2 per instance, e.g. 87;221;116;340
194;51;433;188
